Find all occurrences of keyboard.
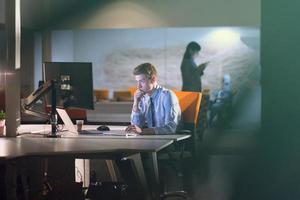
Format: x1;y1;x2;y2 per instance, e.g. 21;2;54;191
79;129;137;137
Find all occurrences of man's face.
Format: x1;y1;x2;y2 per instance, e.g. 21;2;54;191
135;74;155;94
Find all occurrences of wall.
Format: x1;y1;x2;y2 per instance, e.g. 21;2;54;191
51;27;260;93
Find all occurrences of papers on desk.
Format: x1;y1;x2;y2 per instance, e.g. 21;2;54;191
79;130;137;137
102;130;137;137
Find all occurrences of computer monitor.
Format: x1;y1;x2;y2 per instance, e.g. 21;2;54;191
43;62;94;110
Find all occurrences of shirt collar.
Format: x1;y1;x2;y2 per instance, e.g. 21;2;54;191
150;84;160;100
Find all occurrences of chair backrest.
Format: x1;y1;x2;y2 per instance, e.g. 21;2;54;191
65;108;87;121
173;91;202;157
94;89;109;101
128;86;137;98
173;90;202;126
113;91;132;101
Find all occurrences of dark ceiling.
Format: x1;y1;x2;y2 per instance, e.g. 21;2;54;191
21;0;101;30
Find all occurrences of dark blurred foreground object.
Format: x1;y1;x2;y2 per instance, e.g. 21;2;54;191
40;181;84;200
160;191;189;200
86;181;129;200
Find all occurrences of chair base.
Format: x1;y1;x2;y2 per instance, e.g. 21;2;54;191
160;190;189;200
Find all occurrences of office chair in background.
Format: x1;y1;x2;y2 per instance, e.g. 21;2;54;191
173;90;202;156
159;91;202;200
94;89;109;101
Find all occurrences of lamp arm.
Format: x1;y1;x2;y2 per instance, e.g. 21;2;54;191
21;80;53;110
21;108;49;120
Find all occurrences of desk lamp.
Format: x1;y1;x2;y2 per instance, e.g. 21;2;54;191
21;80;60;137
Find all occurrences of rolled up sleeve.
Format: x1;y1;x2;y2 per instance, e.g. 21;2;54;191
131;111;142;126
130;101;146;127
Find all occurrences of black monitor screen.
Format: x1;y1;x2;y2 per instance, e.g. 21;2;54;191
43;62;94;110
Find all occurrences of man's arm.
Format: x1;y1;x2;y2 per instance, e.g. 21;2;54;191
130;89;146;127
128;90;155;134
132;89;145;112
125;125;156;135
153;91;181;135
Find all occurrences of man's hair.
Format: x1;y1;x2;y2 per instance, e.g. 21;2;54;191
133;63;157;79
184;41;201;59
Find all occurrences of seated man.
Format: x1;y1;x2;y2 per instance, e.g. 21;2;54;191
208;74;233;127
126;63;181;134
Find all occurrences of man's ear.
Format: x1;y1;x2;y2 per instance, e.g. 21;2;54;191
150;75;157;83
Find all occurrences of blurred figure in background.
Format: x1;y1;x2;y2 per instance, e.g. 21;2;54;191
181;41;209;92
208;74;233;128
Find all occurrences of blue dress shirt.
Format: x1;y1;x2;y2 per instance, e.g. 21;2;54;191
131;85;181;134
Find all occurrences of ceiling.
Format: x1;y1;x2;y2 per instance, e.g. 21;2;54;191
21;0;100;30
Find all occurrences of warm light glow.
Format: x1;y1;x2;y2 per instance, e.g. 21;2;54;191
204;28;240;49
79;1;167;29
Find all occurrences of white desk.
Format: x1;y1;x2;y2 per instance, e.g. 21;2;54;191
1;124;191;200
18;124;191;190
19;124;190;142
1;137;174;200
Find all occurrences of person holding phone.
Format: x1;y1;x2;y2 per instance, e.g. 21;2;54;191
180;41;209;92
125;63;181;135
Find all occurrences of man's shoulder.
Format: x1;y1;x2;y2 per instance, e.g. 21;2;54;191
157;86;178;101
158;86;172;95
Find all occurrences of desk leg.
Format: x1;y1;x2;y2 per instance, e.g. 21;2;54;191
127;153;152;200
150;152;159;186
150;152;161;199
105;160;117;182
5;160;17;200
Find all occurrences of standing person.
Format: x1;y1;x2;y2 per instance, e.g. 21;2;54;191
125;62;181;135
181;41;209;92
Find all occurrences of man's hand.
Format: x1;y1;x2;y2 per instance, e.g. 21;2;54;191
132;89;145;112
125;125;142;134
133;89;145;103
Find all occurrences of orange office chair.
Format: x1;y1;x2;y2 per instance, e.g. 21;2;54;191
113;91;132;101
173;90;202;156
65;108;87;121
159;91;202;200
128;86;137;98
94;89;109;101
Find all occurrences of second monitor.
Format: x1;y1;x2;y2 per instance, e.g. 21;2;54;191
43;62;94;110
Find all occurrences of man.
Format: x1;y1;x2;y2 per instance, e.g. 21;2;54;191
125;63;181;134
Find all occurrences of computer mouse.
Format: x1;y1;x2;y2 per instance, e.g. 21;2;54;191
97;125;110;131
